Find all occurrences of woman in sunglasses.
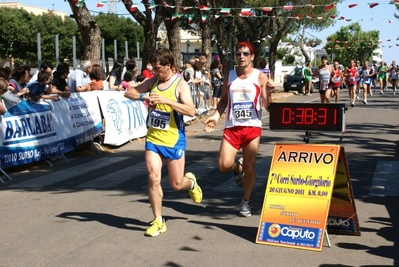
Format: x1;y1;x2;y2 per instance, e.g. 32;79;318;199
204;41;274;217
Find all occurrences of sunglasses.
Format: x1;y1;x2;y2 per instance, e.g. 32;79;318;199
236;52;251;57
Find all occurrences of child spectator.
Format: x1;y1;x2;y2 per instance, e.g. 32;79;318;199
120;71;134;91
135;75;145;85
21;70;59;102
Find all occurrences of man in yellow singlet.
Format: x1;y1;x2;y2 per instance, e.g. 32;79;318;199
124;48;202;237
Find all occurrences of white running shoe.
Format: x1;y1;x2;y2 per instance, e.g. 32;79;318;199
239;200;251;217
363;99;368;105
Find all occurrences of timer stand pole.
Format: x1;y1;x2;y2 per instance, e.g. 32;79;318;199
303;130;311;144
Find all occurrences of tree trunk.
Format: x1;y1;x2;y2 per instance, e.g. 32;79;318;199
268;16;293;79
201;19;212;71
122;0;164;73
298;27;311;63
163;0;182;68
68;1;101;64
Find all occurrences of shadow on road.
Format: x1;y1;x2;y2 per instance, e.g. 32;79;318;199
188;220;257;243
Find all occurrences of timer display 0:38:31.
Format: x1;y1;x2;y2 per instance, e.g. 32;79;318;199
281;107;335;125
269;103;345;131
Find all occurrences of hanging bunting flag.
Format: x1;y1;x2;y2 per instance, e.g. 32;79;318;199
387;39;391;41
348;4;358;8
305;3;314;8
184;6;194;10
339;16;345;20
147;5;156;10
346;19;352;21
239;8;252;16
389;20;392;23
220;8;231;15
283;6;294;11
295;14;301;19
171;14;180;21
369;3;379;8
262;7;273;12
73;0;85;7
329;15;335;20
306;14;313;19
198;5;210;11
130;5;138;12
325;4;335;10
96;3;104;8
201;15;207;23
187;14;194;24
317;17;323;20
214;15;220;19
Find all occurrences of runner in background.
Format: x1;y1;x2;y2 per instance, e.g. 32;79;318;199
361;61;373;105
313;55;333;103
330;61;342;103
346;59;358;107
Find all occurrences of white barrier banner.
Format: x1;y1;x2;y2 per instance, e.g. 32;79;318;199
0;93;103;168
97;91;148;146
52;92;103;146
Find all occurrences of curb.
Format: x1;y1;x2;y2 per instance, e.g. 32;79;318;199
272;92;294;102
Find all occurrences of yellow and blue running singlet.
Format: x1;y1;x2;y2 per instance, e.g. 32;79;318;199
146;76;186;154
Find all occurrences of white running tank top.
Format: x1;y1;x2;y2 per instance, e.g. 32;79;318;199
225;69;262;128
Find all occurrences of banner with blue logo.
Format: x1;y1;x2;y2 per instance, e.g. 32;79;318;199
0;93;103;169
97;91;148;146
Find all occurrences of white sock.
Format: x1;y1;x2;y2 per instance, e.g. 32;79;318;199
190;179;194;190
156;216;163;222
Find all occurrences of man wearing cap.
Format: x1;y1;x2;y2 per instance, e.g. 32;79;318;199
204;41;274;217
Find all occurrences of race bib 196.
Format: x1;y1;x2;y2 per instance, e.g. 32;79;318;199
148;109;171;130
232;102;254;119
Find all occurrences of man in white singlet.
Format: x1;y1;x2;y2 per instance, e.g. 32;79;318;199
313;55;333;103
204;41;274;217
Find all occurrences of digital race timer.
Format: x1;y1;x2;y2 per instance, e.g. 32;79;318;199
269;103;346;132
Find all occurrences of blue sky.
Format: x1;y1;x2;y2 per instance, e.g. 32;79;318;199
4;0;399;63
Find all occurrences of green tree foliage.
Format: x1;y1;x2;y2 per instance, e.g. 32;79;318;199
0;8;37;63
324;23;379;65
282;54;295;65
94;13;144;60
33;12;79;63
276;48;289;60
0;8;80;65
218;0;343;76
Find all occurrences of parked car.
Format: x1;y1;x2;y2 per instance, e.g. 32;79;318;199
283;67;319;94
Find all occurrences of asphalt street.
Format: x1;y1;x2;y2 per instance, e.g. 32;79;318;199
1;85;398;267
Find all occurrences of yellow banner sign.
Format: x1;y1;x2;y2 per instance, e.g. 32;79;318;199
256;144;340;251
